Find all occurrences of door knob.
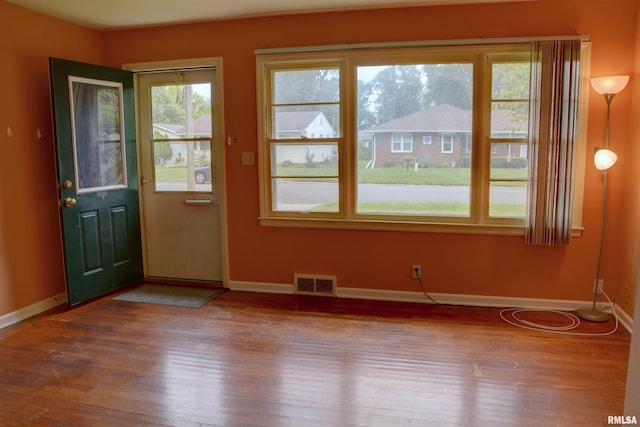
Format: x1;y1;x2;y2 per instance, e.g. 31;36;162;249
64;197;77;207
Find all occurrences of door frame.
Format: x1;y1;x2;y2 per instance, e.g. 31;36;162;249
123;57;229;286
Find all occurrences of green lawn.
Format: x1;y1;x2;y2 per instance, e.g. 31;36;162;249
274;162;527;186
314;202;525;217
160;162;527;187
155;166;188;181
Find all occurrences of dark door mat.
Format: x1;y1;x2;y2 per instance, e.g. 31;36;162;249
113;284;226;308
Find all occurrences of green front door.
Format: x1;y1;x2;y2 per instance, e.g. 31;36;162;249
50;58;143;305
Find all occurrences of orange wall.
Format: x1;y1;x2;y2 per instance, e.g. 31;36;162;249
0;1;104;316
2;0;639;318
621;2;640;318
100;0;639;313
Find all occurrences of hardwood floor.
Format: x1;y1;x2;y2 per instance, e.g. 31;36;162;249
0;289;630;427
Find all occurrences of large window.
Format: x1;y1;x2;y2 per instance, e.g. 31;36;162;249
256;42;586;234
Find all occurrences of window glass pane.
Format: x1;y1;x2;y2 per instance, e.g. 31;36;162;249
151;82;212;192
356;164;470;216
489;142;527;218
272;143;338;176
154;141;212;192
151;83;212;134
272;178;339;212
492;62;530;100
489;182;526;218
71;80;126;192
273;68;340;104
490;61;529;219
272;106;340;139
490;143;529;179
491;102;529;138
356;63;473;216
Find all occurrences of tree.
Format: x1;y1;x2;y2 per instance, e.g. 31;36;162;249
150;84;210;125
356;64;473;128
491;62;530;133
370;65;423;124
356;79;377;129
423;63;473;110
153;131;173;164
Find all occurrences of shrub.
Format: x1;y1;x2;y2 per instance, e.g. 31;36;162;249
458;156;527;168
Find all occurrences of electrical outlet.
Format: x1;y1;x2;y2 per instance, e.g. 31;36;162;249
594;279;604;294
412;265;422;279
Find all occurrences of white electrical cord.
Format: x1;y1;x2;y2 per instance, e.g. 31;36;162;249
415;269;619;336
499;290;619;336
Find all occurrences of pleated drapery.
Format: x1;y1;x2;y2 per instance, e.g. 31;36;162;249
526;40;581;245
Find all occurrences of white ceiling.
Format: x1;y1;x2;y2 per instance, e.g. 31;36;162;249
6;0;531;31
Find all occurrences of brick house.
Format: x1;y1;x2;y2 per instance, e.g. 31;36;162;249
363;104;525;168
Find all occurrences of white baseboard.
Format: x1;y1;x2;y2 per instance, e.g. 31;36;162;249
229;280;294;294
0;293;67;330
228;281;634;333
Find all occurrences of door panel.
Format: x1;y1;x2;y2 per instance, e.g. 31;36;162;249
79;210;102;274
137;69;222;281
50;58;143;305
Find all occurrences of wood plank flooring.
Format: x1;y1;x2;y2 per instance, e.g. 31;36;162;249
0;289;630;427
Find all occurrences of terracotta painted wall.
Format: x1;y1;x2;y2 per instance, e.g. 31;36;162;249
0;1;104;316
623;3;640;414
100;0;639;315
620;0;640;325
2;0;639;320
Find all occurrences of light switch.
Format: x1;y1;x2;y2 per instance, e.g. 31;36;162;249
241;152;255;166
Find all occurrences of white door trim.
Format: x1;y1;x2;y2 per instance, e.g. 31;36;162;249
126;58;229;287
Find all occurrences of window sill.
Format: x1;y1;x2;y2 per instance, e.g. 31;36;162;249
259;216;585;237
259;216;520;235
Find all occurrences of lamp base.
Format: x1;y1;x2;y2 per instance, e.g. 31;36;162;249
576;307;609;322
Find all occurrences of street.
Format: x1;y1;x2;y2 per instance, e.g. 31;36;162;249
273;181;526;211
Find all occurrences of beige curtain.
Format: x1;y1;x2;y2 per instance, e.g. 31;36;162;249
526;40;581;245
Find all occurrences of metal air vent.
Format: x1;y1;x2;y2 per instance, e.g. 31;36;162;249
294;274;337;296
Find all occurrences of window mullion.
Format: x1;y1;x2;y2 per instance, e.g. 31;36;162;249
343;59;355;220
470;54;488;223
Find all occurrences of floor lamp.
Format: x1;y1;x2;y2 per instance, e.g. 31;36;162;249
577;75;629;322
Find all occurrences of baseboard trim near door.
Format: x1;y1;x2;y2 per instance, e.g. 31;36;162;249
228;280;633;334
0;293;67;330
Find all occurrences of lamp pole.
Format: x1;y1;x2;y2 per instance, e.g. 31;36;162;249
577;75;628;322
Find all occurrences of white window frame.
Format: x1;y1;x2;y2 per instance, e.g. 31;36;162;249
391;133;413;153
423;135;432;145
441;134;453;154
255;41;589;236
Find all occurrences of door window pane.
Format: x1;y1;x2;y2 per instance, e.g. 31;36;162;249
153;140;212;191
151;83;213;192
70;78;126;192
356;63;473;217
